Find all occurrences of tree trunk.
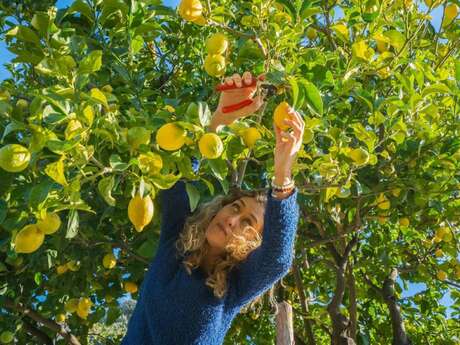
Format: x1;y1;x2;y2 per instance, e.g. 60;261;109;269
292;261;317;345
347;262;357;342
276;301;295;345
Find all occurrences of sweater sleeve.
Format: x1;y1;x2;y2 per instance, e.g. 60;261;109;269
226;187;300;309
158;157;201;246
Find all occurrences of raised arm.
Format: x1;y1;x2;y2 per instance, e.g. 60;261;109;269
158;157;200;245
226;187;299;309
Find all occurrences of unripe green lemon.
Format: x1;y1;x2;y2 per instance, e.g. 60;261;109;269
0;331;14;344
103;253;117;269
306;27;317;40
0;144;31;173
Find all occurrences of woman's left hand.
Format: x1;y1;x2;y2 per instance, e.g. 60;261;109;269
273;107;305;180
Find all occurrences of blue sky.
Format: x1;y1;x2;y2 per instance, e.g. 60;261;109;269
1;0;454;316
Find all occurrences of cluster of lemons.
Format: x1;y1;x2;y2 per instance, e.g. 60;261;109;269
204;33;228;77
13;212;61;254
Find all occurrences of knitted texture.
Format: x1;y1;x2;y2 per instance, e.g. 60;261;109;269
121;159;299;345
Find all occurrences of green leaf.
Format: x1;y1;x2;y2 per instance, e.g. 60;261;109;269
130;35;144;55
421;83;451;97
300;6;321;19
98;176;116;206
66;209;79;239
109;154;130;171
185;183;200;212
79;50;103;74
67;0;94;22
89;88;109;109
0;200;7;224
150;173;182;189
136;239;157;259
44;157;68;186
34;272;42;286
383;30;405;51
209;158;228;181
106;307;121;326
28;180;53;208
303;81;323;115
31;13;50;36
275;0;297;18
455;60;460;83
288;77;299;108
198;101;211;128
6;26;40;45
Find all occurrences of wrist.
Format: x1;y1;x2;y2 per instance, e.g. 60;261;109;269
273;171;292;185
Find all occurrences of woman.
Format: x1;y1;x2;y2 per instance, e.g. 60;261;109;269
121;71;304;345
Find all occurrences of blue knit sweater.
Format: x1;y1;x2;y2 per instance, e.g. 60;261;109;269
121;159;300;345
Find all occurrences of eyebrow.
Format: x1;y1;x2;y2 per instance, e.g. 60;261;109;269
238;199;258;226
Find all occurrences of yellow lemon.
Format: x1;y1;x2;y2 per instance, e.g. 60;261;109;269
56;264;68;275
191;14;207;25
64;298;79;313
138;152;163;175
127;127;151;151
399;217;410;227
36;212;61;235
124;281;138;294
206;33;228;54
0;331;14;344
66;260;80;271
442;231;452;242
156;123;187;151
78;297;92;311
443;4;458;26
103;253;117;269
435;249;444;257
14;224;45;254
273;101;293;131
198;133;224;159
455;267;460;279
204;54;226;77
435;227;449;238
436;270;447;281
178;0;203;22
425;0;441;7
349;148;370;166
56;313;66;323
76;307;89;319
128;194;154;232
241;127;261;149
306;27;317;40
376;193;390;210
391;188;401;197
0;144;31;173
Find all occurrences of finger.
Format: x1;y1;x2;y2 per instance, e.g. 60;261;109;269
288;109;304;129
225;77;234;86
283;119;303;138
281;131;296;144
242;71;252;85
233;73;242;88
273;122;282;142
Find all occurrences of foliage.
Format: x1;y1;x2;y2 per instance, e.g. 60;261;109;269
0;0;459;344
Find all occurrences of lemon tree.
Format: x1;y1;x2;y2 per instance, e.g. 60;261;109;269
0;0;459;344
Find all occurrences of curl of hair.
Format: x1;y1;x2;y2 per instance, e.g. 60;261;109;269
174;187;280;314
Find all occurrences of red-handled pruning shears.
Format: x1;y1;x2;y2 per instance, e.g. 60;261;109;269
214;74;266;114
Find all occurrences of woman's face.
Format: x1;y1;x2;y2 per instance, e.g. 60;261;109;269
205;196;265;254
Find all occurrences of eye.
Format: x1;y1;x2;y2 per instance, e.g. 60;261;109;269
232;203;239;212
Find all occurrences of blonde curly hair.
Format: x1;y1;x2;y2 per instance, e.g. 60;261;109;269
174;187;280;314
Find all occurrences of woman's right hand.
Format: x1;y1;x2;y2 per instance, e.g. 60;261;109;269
209;72;265;131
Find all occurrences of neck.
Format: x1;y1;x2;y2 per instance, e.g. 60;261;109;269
201;244;223;275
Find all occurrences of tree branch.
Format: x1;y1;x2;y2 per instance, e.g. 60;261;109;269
3;298;81;345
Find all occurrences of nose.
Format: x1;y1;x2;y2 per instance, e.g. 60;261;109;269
225;215;239;230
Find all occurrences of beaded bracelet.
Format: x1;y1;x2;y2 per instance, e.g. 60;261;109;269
271;177;295;196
